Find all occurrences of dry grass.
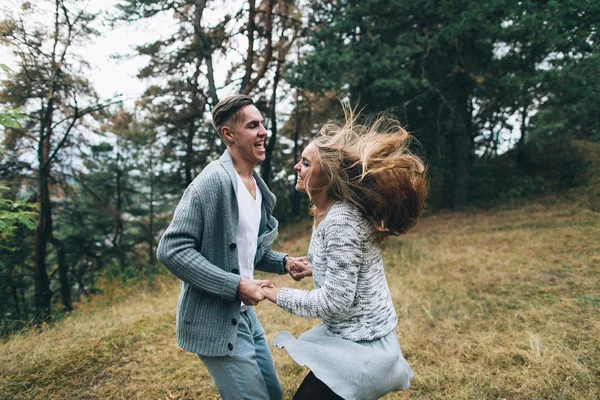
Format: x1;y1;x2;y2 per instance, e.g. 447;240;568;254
1;200;599;399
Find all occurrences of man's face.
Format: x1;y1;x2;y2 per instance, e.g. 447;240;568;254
226;105;268;165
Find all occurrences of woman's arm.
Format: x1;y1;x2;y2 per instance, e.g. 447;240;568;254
273;207;366;319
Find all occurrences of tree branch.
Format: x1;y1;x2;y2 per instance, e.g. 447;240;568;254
45;96;123;168
241;0;275;95
193;0;219;106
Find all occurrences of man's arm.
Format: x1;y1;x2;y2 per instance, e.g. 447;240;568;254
256;248;312;281
156;182;240;301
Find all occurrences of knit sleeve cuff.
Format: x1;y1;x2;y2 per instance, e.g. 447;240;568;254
221;273;242;301
276;287;294;312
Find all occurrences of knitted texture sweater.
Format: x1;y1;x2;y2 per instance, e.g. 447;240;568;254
156;150;287;357
276;201;398;341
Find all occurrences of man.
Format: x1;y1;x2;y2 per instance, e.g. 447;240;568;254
157;95;310;400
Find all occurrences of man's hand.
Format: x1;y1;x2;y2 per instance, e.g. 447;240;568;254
285;256;312;281
237;279;273;306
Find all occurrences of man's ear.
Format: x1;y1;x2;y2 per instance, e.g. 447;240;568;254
221;126;235;144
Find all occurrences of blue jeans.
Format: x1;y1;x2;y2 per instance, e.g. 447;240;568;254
199;307;283;400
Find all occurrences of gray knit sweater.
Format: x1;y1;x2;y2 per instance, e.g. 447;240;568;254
276;201;398;341
156;150;287;357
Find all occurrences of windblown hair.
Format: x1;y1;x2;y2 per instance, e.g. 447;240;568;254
310;108;427;239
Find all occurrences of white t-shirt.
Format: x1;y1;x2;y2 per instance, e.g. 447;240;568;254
235;172;262;310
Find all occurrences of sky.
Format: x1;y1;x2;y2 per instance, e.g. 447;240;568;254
0;0;249;107
78;1;173;105
79;21;161;102
0;0;176;106
1;0;519;152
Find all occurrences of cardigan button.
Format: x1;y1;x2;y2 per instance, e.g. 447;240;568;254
227;343;234;351
231;318;237;326
229;243;237;250
231;268;239;274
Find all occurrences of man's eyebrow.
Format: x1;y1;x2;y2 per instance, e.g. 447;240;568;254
245;117;263;126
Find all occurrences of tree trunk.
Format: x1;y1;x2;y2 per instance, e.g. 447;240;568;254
517;104;528;167
185;121;195;186
193;0;219;107
240;0;274;95
261;58;282;187
34;129;53;321
91;257;100;291
72;262;88;298
19;264;28;319
11;280;21;320
448;72;472;210
54;240;72;311
148;145;155;265
115;148;125;271
291;92;301;218
240;0;257;93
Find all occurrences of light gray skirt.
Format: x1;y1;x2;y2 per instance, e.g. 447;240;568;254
273;324;413;400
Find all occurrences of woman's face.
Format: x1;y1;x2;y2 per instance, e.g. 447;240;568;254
294;143;325;194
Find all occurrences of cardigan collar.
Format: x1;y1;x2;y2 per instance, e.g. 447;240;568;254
219;149;276;213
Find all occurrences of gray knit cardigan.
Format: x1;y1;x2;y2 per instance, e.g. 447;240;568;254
157;150;288;357
276;201;398;341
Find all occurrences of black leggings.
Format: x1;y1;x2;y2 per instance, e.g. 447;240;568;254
293;371;344;400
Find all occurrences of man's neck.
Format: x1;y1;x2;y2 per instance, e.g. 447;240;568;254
229;151;255;179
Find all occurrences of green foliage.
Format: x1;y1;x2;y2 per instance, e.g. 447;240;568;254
291;0;600;208
112;1;226;187
1;0;599;336
0;185;36;238
0;185;37;336
99;260;164;284
0;107;28;128
1;0;108;320
530;53;600;143
470;140;593;204
0;64;29;129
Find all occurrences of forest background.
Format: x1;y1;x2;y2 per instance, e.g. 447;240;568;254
0;0;598;363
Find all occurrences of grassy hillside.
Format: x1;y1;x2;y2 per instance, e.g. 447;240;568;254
1;199;599;399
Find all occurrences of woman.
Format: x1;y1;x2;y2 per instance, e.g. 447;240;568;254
262;110;427;399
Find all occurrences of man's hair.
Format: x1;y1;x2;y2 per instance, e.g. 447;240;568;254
212;95;254;137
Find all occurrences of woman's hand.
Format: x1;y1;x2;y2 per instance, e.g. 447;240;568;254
285;256;312;281
262;284;279;303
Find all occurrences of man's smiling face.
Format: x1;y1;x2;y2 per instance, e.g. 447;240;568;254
228;104;268;165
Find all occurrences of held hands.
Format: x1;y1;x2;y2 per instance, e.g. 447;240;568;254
262;284;279;303
285;256;312;281
237;279;279;305
262;255;311;304
237;279;273;306
237;255;310;306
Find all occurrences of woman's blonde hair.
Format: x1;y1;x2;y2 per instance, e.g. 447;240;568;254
309;107;427;239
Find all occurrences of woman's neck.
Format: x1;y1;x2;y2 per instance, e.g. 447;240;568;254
312;192;334;227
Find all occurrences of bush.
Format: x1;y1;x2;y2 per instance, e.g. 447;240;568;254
470;140;594;205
